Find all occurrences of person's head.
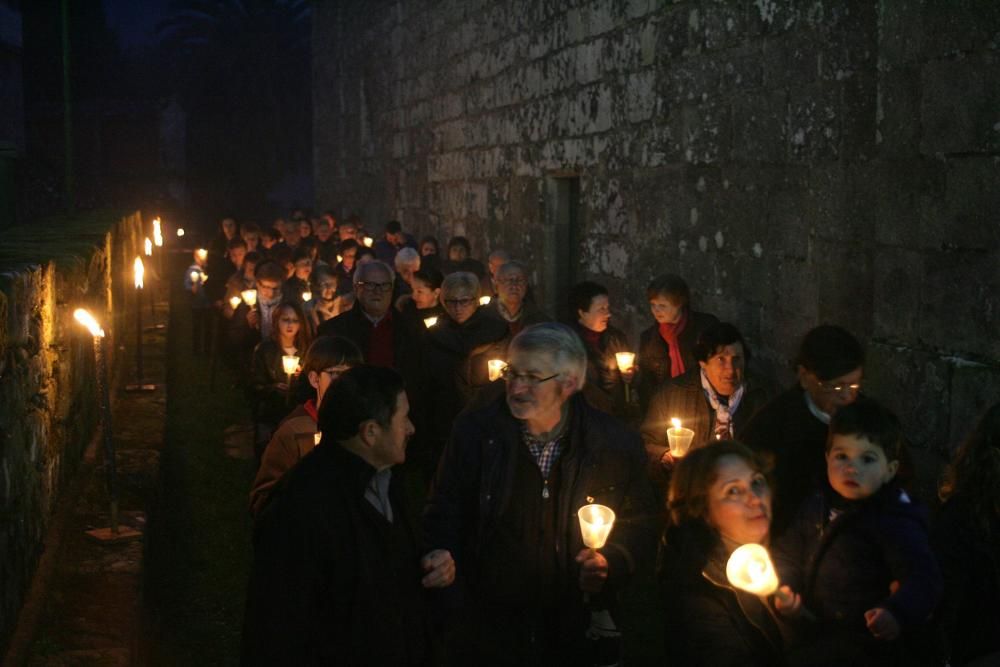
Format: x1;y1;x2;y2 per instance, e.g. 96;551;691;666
411;267;442;310
447;236;471;262
311;264;339;301
796;325;865;416
440;272;481;325
243;251;261;279
270;246;295;279
338;238;359;269
419;235;439;257
299;236;319;262
695;322;749;398
826;398;903;501
299;218;313;238
221;216;238;239
303;335;364;406
260;228;280;249
394;247;420;285
338;218;358;241
254;261;285;303
314;217;333;242
353;260;395;318
570;281;610;333
505;323;587;425
271;300;311;350
488;249;511;279
496;261;528;309
227;238;248;269
939;403;1000;530
241;221;261;250
318;366;414;470
282;219;302;245
668;441;771;547
292;247;313;281
384;220;404;245
647;274;690;325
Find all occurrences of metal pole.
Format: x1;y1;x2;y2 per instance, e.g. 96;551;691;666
94;335;119;534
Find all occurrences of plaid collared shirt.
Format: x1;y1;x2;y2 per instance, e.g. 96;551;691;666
522;426;565;480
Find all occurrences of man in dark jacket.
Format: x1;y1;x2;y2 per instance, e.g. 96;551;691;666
424;323;657;665
242;366;454;666
481;260;550;338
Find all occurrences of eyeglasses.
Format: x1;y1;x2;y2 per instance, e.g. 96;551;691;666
357;281;392;291
500;366;559;387
499;277;526;286
443;297;477;308
816;380;862;394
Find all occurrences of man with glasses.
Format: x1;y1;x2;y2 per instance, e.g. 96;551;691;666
741;324;865;537
424;322;656;664
482;261;550;337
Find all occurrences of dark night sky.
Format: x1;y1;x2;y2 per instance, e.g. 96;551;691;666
101;0;170;51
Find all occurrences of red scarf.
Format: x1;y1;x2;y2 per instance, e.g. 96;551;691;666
658;311;688;378
303;398;318;423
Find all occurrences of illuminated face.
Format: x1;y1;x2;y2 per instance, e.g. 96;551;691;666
277;308;301;342
800;366;863;416
578;294;610;333
707;455;771;546
649;295;683;324
355;266;393;318
261;235;276;249
243;233;259;250
309;363;352;406
340;248;357;270
283;220;301;241
318;276;338;301
256;279;281;302
229;246;247;268
441;287;478;325
370;392;415;469
221;218;237;239
699;342;745;397
504;349;573;426
488;256;506;279
497;269;527;307
448;244;468;262
826;433;898;501
411;278;439;310
299;220;313;237
294;259;312;281
243;261;257;280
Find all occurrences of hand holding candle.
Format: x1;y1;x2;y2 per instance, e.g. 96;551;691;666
725;543;792;606
229;295;242;310
302;290;313;302
577;504;615;594
423;316;438;328
241;289;258;308
667;418;695;458
615;351;636;403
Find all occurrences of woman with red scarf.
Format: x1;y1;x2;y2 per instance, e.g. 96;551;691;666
637;274;718;413
249;335;363;517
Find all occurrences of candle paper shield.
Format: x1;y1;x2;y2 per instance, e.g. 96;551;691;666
726;543;780;597
615;351;635;373
423;316;438;328
241;289;258;307
668;417;695;457
487;359;507;382
229;296;242;310
578;504;616;549
479;295;491;306
134;258;145;289
282;355;300;376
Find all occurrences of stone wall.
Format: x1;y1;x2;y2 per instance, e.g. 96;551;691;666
0;211;144;651
313;0;1000;451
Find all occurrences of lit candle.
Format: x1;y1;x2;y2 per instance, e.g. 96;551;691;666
144;238;153;256
336;254;343;263
73;308;105;338
479;295;491;306
195;248;208;262
176;228;185;237
578;504;616;550
423;316;438;328
313;432;322;447
229;296;242;310
667;417;695;458
134;257;145;289
614;352;635;373
282;355;300;377
725;543;791;604
302;291;313;302
153;218;163;247
487;359;507;382
241;289;258;308
189;270;199;284
362;236;374;247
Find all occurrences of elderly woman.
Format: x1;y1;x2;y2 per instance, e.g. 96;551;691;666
641;322;769;490
420;271;508;472
659;441;787;666
249;335;363;517
569;281;632;419
393;246;420;299
637;274;718;411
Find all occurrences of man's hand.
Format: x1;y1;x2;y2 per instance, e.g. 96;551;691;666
774;585;803;617
659;450;675;469
575;548;609;593
247;309;260;329
864;607;901;641
420;549;455;588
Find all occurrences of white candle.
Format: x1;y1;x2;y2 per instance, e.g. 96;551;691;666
578;504;616;549
479;295;491;306
241;289;257;307
615;351;635;373
667;417;695;457
282;355;300;376
229;296;242;310
423;316;438;328
726;543;790;604
302;291;313;302
487;359;507;382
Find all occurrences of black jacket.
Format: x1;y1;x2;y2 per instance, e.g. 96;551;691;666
636;309;718;411
570;322;632;419
659;521;787;667
424;393;657;609
317;304;421;381
242;445;428;666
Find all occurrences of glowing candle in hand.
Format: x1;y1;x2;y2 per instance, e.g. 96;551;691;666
726;543;790;604
423;316;438;328
134;258;145;289
241;289;258;308
144;238;153;256
578;504;616;550
282;355;300;377
487;359;507;382
615;352;635;373
479;295;491;306
229;296;242;310
302;291;313;302
363;236;374;247
667;418;695;457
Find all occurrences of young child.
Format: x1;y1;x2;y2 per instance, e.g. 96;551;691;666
773;397;942;666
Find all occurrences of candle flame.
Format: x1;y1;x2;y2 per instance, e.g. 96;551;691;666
479;295;491;306
144;238;152;256
726;544;780;597
73;308;105;338
671;418;681;430
487;359;507;382
134;257;144;289
336;254;343;263
153;218;163;246
615;351;635;372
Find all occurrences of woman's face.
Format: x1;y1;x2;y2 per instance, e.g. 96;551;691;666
578;294;610;333
420;242;437;257
442;287;478;324
706;455;771;546
318;275;338;301
277;308;301;343
411;278;440;310
649;295;683;324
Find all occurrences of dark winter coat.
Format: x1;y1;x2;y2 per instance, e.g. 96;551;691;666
636;309;718;411
242;445;428;666
659;521;787;667
251;339;296;429
570;322;632;419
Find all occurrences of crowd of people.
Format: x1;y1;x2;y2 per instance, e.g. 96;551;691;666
181;212;999;666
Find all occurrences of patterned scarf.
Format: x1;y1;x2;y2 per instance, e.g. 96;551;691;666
658;311;688;378
700;368;746;440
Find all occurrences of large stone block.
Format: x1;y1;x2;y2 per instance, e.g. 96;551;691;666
872;247;924;343
948;362;1000;451
729;89;787;164
918;249;1000;360
920;55;1000;156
